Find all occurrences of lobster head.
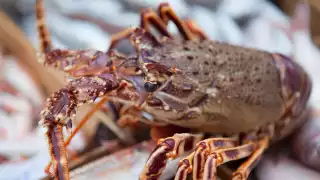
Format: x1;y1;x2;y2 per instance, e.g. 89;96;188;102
106;28;193;126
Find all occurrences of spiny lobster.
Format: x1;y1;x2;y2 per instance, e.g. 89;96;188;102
35;0;312;179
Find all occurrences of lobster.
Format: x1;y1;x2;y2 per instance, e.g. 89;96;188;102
35;0;312;179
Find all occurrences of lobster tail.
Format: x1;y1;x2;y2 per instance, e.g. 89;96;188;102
272;53;312;117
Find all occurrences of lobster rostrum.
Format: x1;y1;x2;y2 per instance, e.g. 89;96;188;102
35;0;312;179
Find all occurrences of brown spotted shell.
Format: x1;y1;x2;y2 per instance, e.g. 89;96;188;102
143;39;285;133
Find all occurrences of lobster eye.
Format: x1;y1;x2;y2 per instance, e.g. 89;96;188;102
144;81;159;92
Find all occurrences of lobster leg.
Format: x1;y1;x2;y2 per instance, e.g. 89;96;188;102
139;133;203;180
175;137;238;180
156;3;194;41
45;124;68;179
40;75;120;180
108;9;173;51
202;142;258;180
184;19;209;41
36;46;120;176
232;137;270;180
108;3;208;51
108;27;136;51
140;8;172;38
44;96;109;174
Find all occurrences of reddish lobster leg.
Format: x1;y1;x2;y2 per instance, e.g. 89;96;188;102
139;133;203;180
140;134;270;180
176;137;238;180
39;75;121;179
184;19;208;41
232;137;269;180
43;96;109;175
108;2;207;51
201;137;269;180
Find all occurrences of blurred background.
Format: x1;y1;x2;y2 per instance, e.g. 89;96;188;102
0;0;320;179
